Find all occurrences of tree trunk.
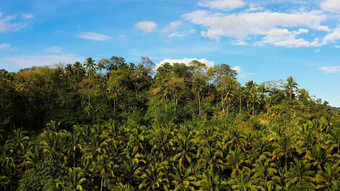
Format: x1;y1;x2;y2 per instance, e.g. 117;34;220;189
155;107;157;123
114;99;116;113
285;153;288;175
198;92;201;115
164;96;167;112
239;97;242;113
226;99;229;117
221;95;224;112
100;176;103;191
73;151;76;167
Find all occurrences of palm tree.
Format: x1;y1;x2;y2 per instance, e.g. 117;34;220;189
196;169;227;191
6;128;29;151
273;136;295;175
121;149;145;189
65;64;73;82
236;87;246;113
223;127;247;151
248;131;272;161
326;126;340;155
138;161;169;191
227;168;257;191
91;154;115;191
315;164;340;190
192;74;207;115
170;165;196;191
251;158;278;191
62;167;86;191
149;126;173;162
305;144;331;170
225;149;246;176
97;59;111;77
286;159;315;190
283;76;298;99
84;57;97;77
173;131;197;167
65;129;81;167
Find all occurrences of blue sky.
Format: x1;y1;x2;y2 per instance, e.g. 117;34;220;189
0;0;340;106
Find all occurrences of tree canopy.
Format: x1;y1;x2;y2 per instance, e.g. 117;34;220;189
0;57;339;190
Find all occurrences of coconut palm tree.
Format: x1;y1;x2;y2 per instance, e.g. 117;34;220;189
196;169;227;191
283;76;298;99
62;167;86;191
315;164;340;190
286;159;315;190
138;161;169;191
173;131;197;167
170;165;196;191
273;136;295;175
228;168;257;191
251;158;278;191
84;57;97;77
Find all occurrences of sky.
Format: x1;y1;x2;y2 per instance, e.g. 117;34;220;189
0;0;340;107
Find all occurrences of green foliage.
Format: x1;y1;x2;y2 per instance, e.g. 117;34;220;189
1;57;339;190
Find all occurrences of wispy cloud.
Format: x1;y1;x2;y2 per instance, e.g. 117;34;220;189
76;32;111;41
169;29;196;37
1;53;85;71
0;43;17;51
157;58;214;69
21;13;34;19
161;21;183;33
0;12;28;32
198;0;246;11
45;46;63;53
135;21;157;33
319;66;340;73
245;3;265;12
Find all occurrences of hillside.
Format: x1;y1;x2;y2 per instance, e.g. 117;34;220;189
0;57;339;190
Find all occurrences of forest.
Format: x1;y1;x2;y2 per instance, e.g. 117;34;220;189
0;56;339;191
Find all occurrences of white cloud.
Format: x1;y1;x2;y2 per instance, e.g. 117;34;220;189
232;66;241;73
324;25;340;43
245;3;265;12
0;13;27;32
161;21;183;33
0;43;11;49
198;0;246;11
0;43;17;51
231;40;249;45
45;46;63;53
320;0;340;13
76;32;111;41
255;28;321;47
135;21;157;33
319;66;340;73
169;29;196;37
183;10;329;47
21;14;34;19
1;54;85;71
157;58;215;69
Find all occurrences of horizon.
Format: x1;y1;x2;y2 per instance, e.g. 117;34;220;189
0;0;339;106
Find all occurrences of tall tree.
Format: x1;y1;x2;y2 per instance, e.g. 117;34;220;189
284;76;298;99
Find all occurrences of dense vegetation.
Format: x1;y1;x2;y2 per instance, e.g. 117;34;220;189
0;56;339;190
